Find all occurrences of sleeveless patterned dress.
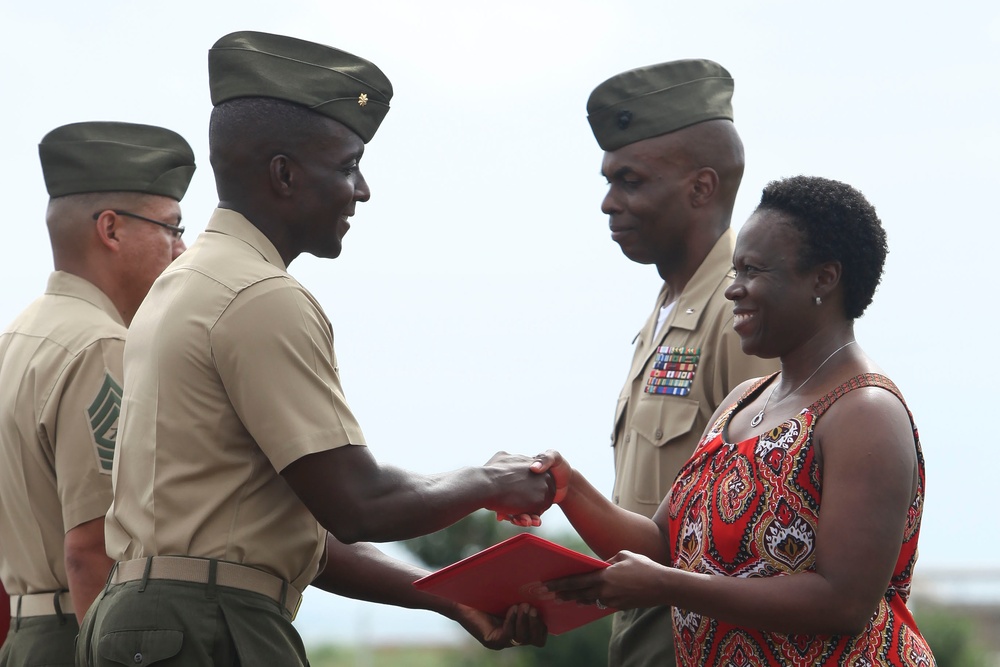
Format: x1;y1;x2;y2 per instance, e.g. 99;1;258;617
665;373;935;666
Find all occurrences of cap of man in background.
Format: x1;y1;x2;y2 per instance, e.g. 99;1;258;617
0;121;193;666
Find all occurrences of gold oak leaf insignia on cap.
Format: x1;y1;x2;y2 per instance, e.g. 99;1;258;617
358;93;369;107
86;371;123;474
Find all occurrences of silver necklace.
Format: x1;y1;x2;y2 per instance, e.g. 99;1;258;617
749;340;856;428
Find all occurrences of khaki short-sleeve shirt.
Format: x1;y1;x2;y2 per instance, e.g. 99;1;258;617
610;229;780;518
106;209;366;592
0;272;123;595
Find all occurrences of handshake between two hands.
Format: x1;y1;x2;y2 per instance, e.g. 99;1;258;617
483;449;572;527
445;451;663;648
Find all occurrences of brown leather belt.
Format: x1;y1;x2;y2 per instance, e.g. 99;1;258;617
111;556;302;618
9;590;73;618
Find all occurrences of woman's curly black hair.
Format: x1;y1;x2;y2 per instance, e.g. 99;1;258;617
756;176;888;320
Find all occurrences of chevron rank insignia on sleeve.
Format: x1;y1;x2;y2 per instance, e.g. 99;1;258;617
86;371;123;473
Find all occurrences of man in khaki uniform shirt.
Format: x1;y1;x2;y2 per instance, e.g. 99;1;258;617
0;121;194;666
78;32;551;667
585;60;779;666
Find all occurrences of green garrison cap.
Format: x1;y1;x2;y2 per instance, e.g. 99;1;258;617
587;59;734;151
208;31;392;143
38;122;196;200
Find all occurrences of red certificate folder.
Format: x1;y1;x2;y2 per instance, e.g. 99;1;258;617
412;532;615;635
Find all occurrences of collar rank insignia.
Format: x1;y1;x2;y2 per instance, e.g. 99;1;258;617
645;345;700;396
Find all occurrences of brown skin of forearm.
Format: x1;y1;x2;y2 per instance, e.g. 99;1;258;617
657;565;879;636
282;446;552;544
559;469;669;563
310;534;452;615
64;516;114;623
312;535;548;649
548;544;893;635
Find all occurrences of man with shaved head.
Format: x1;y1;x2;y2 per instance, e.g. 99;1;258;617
0;121;194;665
585;60;778;666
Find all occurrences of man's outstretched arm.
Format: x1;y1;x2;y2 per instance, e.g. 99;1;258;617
282;446;553;545
311;533;547;649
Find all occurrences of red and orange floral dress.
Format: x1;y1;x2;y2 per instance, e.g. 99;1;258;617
665;373;935;666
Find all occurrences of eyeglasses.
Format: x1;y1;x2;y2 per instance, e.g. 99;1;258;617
92;209;185;240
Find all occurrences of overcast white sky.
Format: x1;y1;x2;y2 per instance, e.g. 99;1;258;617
2;0;998;647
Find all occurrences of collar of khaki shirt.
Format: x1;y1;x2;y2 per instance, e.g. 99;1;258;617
45;271;126;328
655;227;736;333
204;208;288;271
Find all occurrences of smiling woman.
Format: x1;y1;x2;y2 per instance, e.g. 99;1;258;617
531;175;936;666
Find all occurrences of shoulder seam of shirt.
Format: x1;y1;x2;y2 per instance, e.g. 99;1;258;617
205;273;304;333
34;337;122;437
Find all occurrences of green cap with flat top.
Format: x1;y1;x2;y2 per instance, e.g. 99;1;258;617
208;30;392;144
38;121;196;200
587;59;734;151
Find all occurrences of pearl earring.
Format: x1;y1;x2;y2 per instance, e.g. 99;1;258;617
815;296;822;306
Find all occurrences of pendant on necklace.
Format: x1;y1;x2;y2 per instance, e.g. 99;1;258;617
750;410;764;428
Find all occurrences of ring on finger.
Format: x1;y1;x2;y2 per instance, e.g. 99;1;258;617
510;639;522;647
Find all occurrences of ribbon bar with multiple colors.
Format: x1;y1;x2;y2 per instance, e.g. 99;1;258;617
645;346;701;396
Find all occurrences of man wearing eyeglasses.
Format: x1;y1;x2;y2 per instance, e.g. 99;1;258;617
0;121;194;666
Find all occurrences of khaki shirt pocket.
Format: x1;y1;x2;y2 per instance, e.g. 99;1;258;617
625;396;700;506
98;629;183;666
